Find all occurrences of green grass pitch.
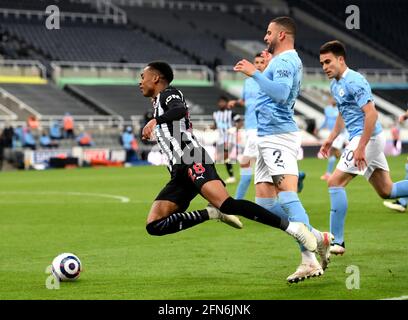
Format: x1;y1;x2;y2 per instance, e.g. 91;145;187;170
0;155;407;300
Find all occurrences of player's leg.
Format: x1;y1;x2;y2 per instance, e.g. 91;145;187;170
273;173;331;281
145;174;241;236
364;133;408;201
257;133;332;281
383;161;408;212
200;180;317;251
327;169;355;255
223;135;235;183
370;168;408;200
253;148;288;222
235;157;253;199
146;200;214;236
297;170;306;193
235;130;257;199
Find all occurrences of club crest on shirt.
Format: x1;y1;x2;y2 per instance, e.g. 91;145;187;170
338;88;345;97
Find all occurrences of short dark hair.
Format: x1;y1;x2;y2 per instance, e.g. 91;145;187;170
320;40;347;60
147;61;174;83
271;16;296;38
255;52;263;58
218;95;229;102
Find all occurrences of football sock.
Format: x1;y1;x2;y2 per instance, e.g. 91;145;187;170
396;163;408;206
278;191;313;251
235;167;252;199
278;191;310;227
225;163;234;177
255;197;287;220
146;209;209;236
390;180;408;199
220;197;288;230
327;155;336;174
329;187;348;245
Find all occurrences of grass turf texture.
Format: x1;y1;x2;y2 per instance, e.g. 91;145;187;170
0;155;407;300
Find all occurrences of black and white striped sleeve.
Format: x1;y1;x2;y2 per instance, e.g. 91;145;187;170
156;89;187;124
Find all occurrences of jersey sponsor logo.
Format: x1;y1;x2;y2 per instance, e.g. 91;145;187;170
165;94;181;104
354;88;366;100
276;69;291;78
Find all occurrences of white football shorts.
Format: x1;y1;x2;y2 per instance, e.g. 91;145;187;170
336;132;389;179
255;131;300;184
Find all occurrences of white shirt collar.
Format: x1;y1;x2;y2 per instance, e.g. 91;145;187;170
341;67;350;79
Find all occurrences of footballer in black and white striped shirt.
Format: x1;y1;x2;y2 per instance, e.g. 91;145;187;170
212;95;238;183
139;61;318;266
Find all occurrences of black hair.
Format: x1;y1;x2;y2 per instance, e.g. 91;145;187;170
320;40;347;60
218;95;229;102
147;61;174;83
271;16;296;38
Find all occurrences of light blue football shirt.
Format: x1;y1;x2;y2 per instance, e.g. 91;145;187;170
252;50;301;136
330;68;382;140
320;105;339;131
241;77;259;130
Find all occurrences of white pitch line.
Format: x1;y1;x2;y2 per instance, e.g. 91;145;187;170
0;191;130;203
380;295;408;300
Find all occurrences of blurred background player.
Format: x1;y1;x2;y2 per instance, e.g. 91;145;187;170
383;110;408;212
212;95;236;184
319;40;408;256
234;16;332;283
318;96;348;180
228;53;266;199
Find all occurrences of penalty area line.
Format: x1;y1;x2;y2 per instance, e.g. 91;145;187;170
0;191;130;203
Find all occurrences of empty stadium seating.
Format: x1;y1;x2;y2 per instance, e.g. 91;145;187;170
0;83;101;116
0;15;194;64
67;84;149;120
123;6;242;66
64;84;241;120
287;0;408;66
0;0;98;13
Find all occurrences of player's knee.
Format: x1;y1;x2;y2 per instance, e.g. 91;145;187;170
146;220;164;236
378;188;392;199
240;162;250;168
327;176;338;188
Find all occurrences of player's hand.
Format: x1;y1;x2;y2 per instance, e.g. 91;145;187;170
233;59;257;77
142;119;157;140
353;145;367;171
319;140;332;159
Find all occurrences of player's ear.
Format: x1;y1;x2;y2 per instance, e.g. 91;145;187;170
153;73;160;84
279;30;285;41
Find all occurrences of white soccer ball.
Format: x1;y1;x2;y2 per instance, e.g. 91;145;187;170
52;253;82;281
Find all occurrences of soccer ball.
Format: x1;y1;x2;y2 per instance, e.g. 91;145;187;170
52;253;82;281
